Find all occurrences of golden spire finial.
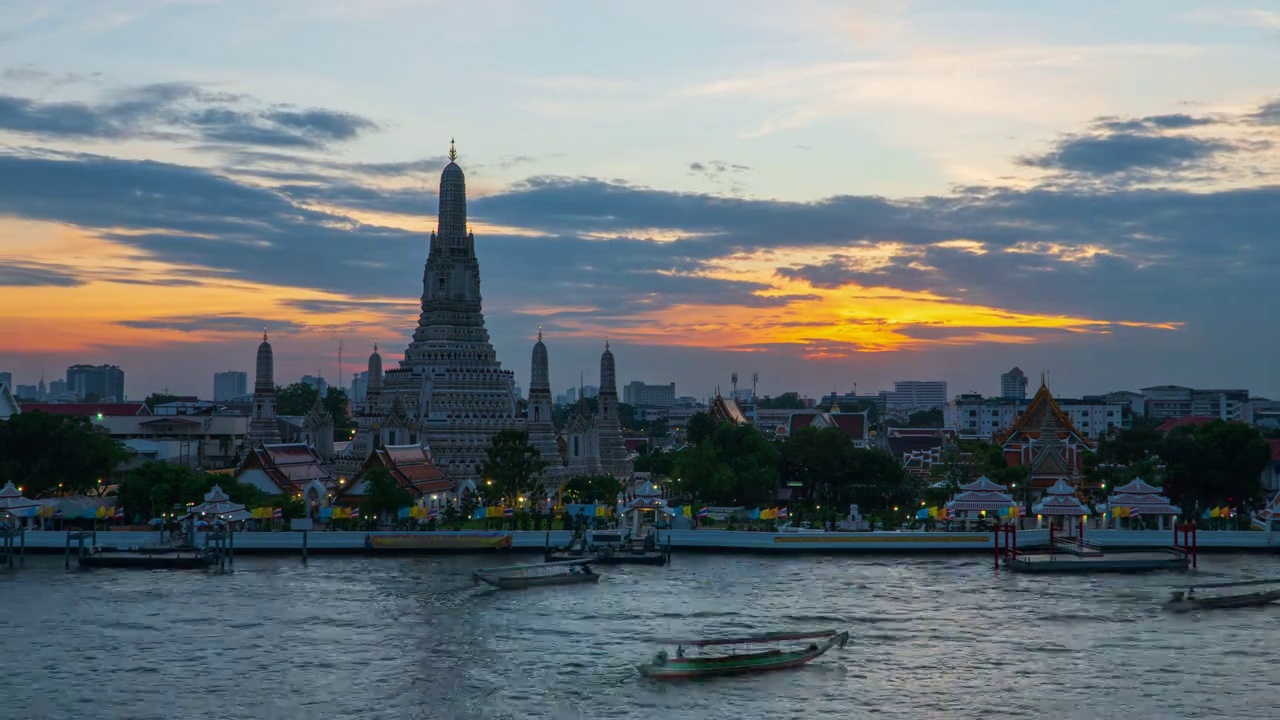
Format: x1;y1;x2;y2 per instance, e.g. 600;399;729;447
373;341;378;353
537;325;543;342
1040;370;1046;388
263;327;268;342
448;138;457;162
605;337;610;351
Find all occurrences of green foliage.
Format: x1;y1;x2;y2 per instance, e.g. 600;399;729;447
562;475;623;504
0;411;129;497
686;412;719;446
143;393;182;410
757;392;808;410
360;466;412;519
324;386;355;430
273;493;307;520
117;462;265;519
481;430;549;506
1161;420;1270;515
275;382;319;416
673;420;780;506
779;426;914;517
633;448;677;476
906;409;943;428
1082;425;1165;489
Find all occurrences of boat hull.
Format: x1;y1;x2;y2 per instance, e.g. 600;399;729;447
80;553;212;570
545;551;667;566
1005;552;1188;574
474;571;601;590
638;631;847;681
1167;589;1280;612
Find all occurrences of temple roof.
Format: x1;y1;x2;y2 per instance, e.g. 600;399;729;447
20;403;151;417
346;444;457;497
237;443;339;495
302;393;333;430
709;392;749;426
959;476;1006;493
992;379;1085;445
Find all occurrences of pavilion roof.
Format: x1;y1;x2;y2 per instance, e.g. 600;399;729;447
187;485;247;516
1107;493;1179;515
947;489;1015;511
1033;494;1088;515
1111;478;1161;495
1045;478;1077;496
710;393;749;426
959;476;1006;493
0;481;37;510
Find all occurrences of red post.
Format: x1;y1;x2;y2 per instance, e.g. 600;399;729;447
1049;522;1056;549
1079;516;1086;544
993;522;1000;569
1191;523;1198;569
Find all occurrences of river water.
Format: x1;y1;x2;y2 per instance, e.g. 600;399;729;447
2;553;1278;720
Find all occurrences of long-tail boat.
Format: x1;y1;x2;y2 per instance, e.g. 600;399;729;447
1166;578;1280;612
473;558;601;590
637;629;849;680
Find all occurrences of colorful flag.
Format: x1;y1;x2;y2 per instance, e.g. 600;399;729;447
114;506;125;520
473;507;485;520
1129;506;1141;518
349;508;361;519
503;506;515;518
928;506;938;518
749;508;760;520
696;506;710;518
682;505;692;518
428;507;439;520
777;507;789;519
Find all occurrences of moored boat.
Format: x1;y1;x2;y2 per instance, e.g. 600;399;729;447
638;629;849;680
79;545;215;570
473;558;601;590
1166;578;1280;612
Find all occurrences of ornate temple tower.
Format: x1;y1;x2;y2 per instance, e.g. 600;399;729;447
301;393;335;460
596;341;632;478
367;141;520;482
526;329;566;482
247;331;281;446
348;344;384;462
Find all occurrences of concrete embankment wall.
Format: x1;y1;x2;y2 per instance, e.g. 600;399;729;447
9;528;1278;556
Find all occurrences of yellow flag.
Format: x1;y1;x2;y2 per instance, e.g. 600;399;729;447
928;506;938;518
1209;507;1219;518
595;505;606;517
682;505;692;518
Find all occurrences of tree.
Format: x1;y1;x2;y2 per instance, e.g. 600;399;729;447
633;448;677;476
361;466;412;521
672;419;779;506
1162;421;1270;516
906;409;943;428
323;386;355;430
0;411;129;497
143;393;181;410
481;430;550;525
757;392;808;410
117;462;265;520
276;382;319;416
562;475;623;504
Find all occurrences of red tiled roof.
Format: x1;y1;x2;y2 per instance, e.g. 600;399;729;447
624;438;649;452
1155;415;1216;433
348;445;458;497
238;443;337;494
20;403;150;417
788;413;819;433
830;413;866;440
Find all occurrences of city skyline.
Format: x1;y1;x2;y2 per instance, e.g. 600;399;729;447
2;1;1279;399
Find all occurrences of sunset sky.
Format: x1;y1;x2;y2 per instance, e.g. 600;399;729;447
2;0;1279;401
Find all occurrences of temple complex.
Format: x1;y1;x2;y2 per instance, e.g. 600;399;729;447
994;377;1092;492
247;331;281;446
544;338;632;481
343;142;521;483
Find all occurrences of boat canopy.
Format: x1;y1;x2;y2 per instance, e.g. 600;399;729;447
660;630;840;647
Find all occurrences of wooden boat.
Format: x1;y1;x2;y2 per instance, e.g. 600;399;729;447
473;558;601;590
1166;578;1280;612
79;545;214;570
638;629;849;680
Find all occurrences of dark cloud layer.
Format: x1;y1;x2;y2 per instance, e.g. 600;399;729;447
0;82;378;149
1018;132;1236;175
0;262;83;287
1;80;1279;394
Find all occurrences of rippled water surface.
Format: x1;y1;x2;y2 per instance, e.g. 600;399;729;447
3;553;1280;719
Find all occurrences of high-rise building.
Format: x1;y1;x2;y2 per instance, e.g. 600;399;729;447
66;364;125;402
883;381;948;411
1000;367;1028;399
213;371;248;402
350;371;369;406
623;381;677;408
300;374;328;395
1140;386;1252;422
